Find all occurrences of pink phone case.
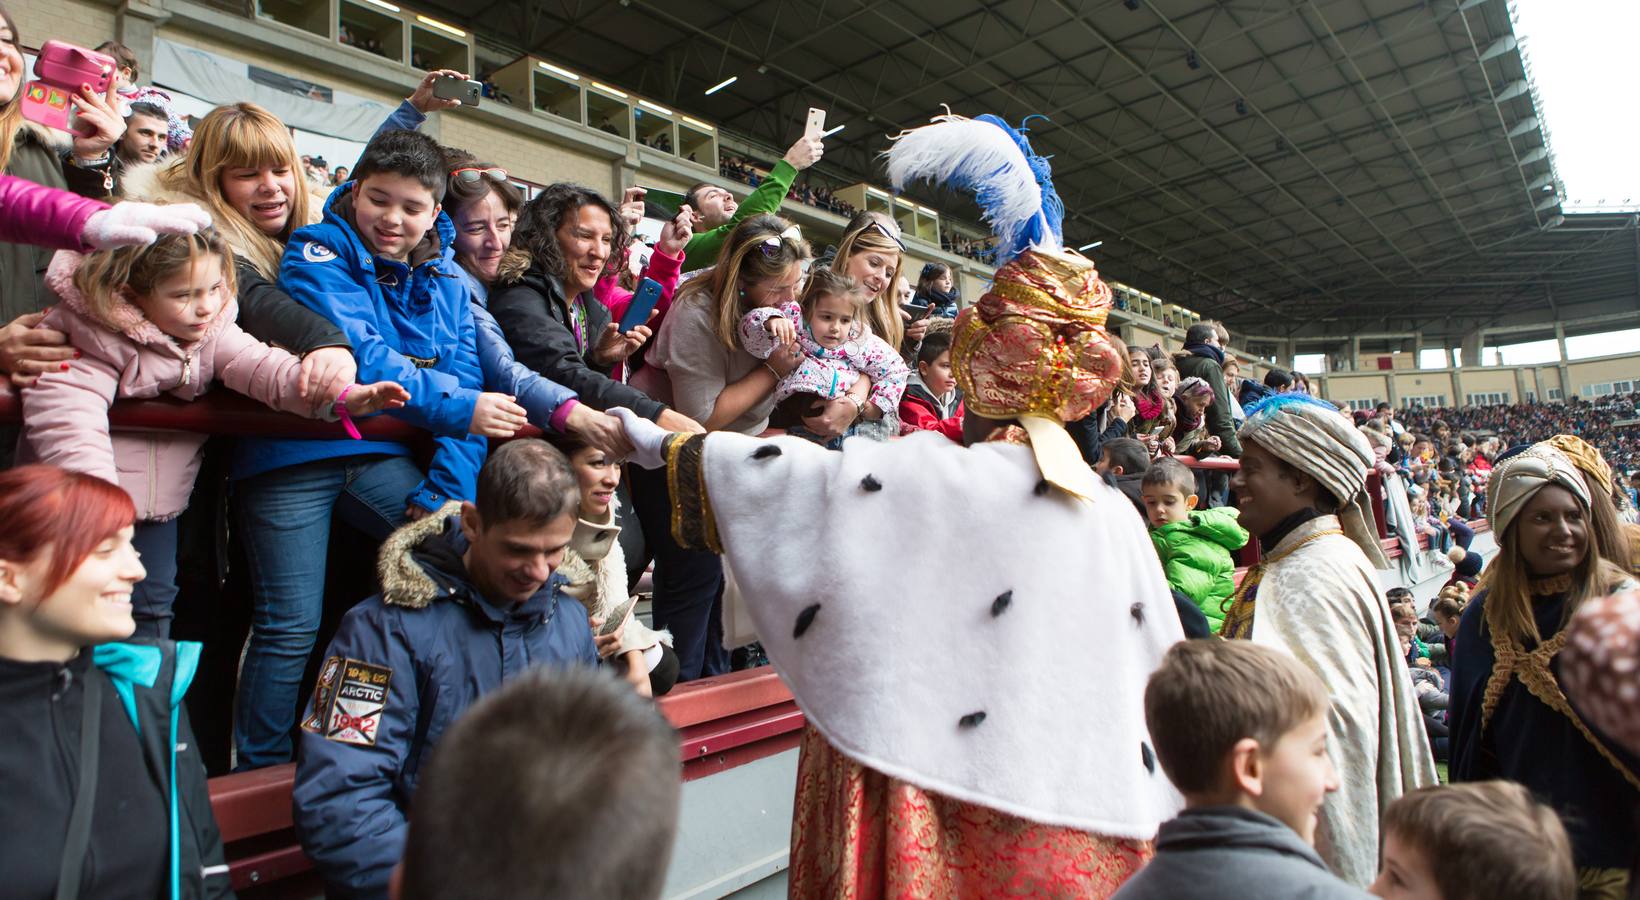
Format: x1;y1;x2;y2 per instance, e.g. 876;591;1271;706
23;41;115;133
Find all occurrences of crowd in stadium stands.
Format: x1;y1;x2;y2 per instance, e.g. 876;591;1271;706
942;232;997;263
0;20;1636;900
718;152;857;217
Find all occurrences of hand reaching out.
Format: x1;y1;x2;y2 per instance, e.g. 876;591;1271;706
298;346;357;405
0;312;74;387
342;381;410;416
618;186;646;230
470;392;528;438
654;205;697;257
80;202;212;249
563;404;634;457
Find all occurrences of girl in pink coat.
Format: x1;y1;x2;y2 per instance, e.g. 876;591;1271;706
19;228;407;637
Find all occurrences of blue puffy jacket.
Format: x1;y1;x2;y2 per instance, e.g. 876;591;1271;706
456;267;578;430
234;184;486;511
291;506;598;899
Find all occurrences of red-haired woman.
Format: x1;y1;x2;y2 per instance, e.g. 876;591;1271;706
0;465;230;898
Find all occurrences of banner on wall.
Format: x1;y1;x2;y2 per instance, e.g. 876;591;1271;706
152;38;390;142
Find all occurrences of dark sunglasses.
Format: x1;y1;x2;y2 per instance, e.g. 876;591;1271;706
450;167;509;185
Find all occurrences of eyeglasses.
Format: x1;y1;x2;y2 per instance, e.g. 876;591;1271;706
451;167;509;185
757;224;804;257
860;220;906;252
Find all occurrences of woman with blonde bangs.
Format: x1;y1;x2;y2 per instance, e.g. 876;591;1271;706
120;102;358;399
1448;446;1639;895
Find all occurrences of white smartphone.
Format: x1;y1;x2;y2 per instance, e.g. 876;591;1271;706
806;107;827;140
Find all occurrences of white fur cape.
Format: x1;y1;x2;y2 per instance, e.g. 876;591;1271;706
700;430;1185;838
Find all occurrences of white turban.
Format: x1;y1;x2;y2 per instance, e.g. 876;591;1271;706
1488;447;1590;537
1238;395;1388;569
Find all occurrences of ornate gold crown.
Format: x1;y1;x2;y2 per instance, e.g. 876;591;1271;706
952;248;1124;424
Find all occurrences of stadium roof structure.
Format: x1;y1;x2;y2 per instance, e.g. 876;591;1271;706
433;0;1639;344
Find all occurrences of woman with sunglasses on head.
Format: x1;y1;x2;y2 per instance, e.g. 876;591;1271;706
827;211;924;439
627;215;823;679
0;465;230;899
440;153;630;456
489;183;703;434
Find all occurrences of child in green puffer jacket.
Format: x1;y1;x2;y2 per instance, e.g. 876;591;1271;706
1141;458;1250;632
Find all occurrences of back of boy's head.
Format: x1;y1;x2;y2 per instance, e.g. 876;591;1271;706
352;129;447;203
1432;595;1465;621
399;668;681;900
1141;457;1195;497
1381;781;1575;900
916;328;952;367
1102;438;1149;475
801;266;862;316
1144;640;1328;794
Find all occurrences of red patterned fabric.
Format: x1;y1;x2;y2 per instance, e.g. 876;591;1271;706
788;727;1152;899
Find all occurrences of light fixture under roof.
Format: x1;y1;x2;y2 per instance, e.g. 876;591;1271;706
590;81;628;99
821;124;845;138
704;75;737;95
415;14;465;37
364;0;399;12
638;99;672;116
681;115;715;132
1078;240;1103;251
538;61;580;81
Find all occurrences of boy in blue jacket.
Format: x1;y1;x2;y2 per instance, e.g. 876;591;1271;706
293;440;599;900
231;129;527;769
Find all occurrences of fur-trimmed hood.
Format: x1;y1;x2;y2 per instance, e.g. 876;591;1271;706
376;500;465;609
45;249;238;350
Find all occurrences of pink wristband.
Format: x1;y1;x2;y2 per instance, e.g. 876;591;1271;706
334;385;361;440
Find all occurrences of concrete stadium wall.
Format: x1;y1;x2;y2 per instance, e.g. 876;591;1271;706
1310;350;1640;409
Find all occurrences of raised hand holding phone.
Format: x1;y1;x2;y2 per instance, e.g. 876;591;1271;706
618;186;647;228
654;204;696;257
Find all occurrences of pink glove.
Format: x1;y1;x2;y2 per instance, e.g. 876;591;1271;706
80;201;212;249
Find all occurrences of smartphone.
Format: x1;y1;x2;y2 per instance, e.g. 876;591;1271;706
901;298;932;321
640;186;688;220
618;278;664;334
805;107;827;140
598;595;640;637
431;75;481;107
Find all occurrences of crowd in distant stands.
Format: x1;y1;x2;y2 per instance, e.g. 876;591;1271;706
1405;394;1640;472
942;232;996;263
718;153;857;217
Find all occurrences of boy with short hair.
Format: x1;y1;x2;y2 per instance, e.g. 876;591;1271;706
1369;781;1575;900
1142;457;1248;633
1114;641;1368;899
898;326;963;442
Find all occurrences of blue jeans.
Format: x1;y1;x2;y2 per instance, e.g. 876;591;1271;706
232;454;422;769
130;518;179;638
628;462;730;681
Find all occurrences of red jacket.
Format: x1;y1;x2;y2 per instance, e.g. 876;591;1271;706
899;382;963;443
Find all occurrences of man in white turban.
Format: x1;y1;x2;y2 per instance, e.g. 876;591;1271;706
1220;394;1438;886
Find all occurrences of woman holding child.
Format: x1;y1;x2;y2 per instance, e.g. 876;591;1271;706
1448;444;1639;897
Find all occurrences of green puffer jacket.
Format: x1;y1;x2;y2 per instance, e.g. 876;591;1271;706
1150;506;1249;630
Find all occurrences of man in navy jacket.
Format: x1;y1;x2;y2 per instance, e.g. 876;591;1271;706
292;440;599;898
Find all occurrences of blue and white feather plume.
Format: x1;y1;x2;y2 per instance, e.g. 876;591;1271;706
884;113;1065;264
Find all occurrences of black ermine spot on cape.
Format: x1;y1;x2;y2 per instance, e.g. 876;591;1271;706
860;474;883;492
959;711;987;729
752;445;782;460
793;604;821;638
1141;742;1156;774
593;531;610;542
1130;602;1145;626
991;591;1013;617
1034;479;1051;496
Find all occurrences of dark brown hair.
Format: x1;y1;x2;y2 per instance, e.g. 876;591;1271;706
499;182;627;288
473;439;578;527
